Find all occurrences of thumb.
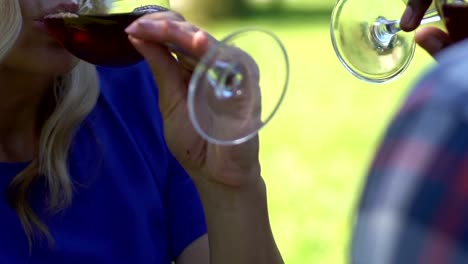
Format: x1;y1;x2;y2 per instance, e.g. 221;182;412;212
415;27;453;59
129;36;187;117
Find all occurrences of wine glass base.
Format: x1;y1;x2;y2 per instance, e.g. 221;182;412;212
331;0;416;83
188;28;289;145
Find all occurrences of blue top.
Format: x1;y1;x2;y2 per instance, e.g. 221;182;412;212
0;62;207;263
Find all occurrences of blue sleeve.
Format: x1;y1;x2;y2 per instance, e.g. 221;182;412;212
166;152;207;260
97;62;207;260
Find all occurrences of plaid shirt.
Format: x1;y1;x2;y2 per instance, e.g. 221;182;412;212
351;40;468;264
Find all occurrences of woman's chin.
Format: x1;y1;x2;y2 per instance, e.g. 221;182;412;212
35;47;81;75
52;56;80;75
43;37;93;73
2;49;80;77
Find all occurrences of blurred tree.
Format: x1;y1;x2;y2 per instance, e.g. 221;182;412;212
171;0;251;22
270;0;285;11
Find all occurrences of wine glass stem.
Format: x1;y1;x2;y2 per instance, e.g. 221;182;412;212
372;9;441;48
168;43;243;99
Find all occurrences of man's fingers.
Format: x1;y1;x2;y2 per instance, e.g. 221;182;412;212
415;27;452;59
400;0;433;31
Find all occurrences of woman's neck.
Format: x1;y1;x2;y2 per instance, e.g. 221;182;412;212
0;68;55;162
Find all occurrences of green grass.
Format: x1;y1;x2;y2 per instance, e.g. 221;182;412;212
200;17;436;263
249;0;337;11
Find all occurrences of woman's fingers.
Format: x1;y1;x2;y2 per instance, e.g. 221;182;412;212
126;18;216;59
415;27;452;59
139;9;186;22
125;10;217;82
124;11;218;120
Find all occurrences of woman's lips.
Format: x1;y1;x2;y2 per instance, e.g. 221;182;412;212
33;2;80;34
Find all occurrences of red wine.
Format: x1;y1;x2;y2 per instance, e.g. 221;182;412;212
42;6;168;67
442;4;468;43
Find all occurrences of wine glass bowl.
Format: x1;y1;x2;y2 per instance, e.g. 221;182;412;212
41;1;170;67
437;0;468;42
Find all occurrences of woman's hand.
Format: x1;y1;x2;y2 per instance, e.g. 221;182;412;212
125;13;284;264
400;0;453;58
125;11;261;190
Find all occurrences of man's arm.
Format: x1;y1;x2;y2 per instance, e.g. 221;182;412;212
352;45;468;263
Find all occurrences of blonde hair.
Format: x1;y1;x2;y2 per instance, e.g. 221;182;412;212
0;0;100;247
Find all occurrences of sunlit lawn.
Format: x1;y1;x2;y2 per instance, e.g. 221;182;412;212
201;15;436;263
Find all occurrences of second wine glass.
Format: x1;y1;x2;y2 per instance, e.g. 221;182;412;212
330;0;467;84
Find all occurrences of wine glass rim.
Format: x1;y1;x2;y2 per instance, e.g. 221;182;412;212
329;0;416;84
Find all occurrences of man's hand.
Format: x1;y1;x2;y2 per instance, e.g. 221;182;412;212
400;0;453;58
415;27;453;58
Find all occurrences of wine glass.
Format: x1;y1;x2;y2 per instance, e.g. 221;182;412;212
330;0;467;83
39;0;289;146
